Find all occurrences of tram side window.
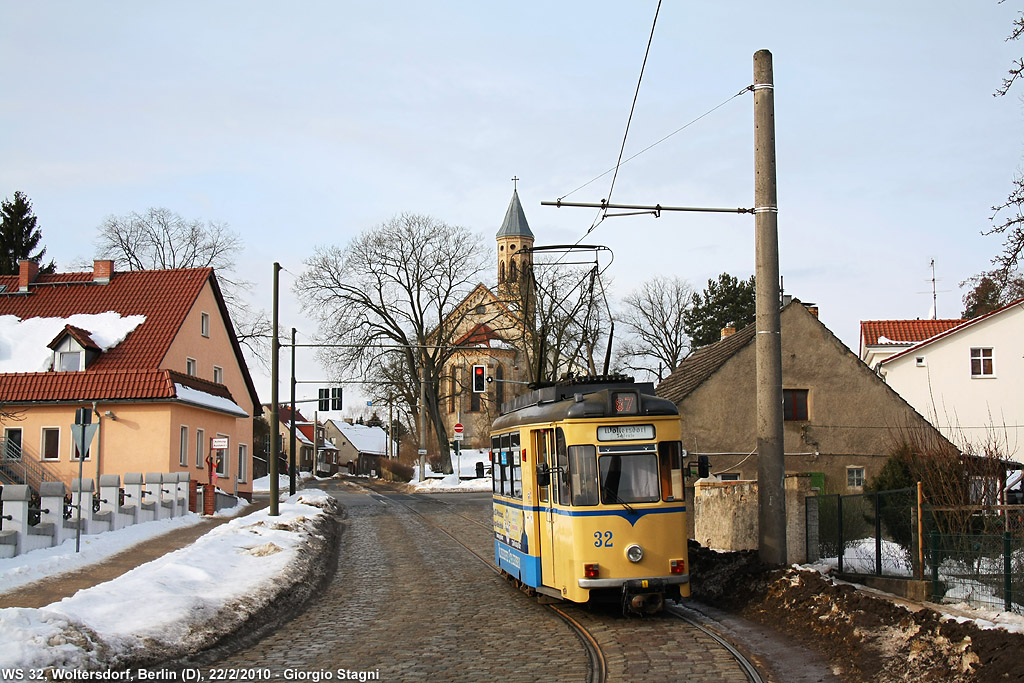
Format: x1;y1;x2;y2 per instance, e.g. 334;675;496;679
500;433;512;496
568;445;599;506
510;432;522;499
555;428;570;505
491;436;501;494
536;430;549;504
659;441;684;502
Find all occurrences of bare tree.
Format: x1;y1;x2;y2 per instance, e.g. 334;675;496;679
975;5;1024;301
296;213;489;474
616;275;693;381
95;208;270;361
501;252;608;384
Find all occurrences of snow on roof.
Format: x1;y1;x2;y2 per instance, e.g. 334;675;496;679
174;383;249;417
0;312;145;373
328;420;386;455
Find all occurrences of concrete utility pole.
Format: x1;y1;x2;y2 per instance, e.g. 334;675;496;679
270;263;280;516
753;49;786;565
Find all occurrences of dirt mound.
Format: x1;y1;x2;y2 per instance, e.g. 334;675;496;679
688;541;1024;681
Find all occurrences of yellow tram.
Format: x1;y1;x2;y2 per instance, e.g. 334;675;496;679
491;376;693;614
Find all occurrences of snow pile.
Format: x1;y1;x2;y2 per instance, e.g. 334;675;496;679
0;490;335;673
174;383;248;416
0;312;146;372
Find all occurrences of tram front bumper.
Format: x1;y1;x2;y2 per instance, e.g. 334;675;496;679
577;573;689;589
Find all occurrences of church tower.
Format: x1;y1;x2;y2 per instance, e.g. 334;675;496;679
496;188;535;295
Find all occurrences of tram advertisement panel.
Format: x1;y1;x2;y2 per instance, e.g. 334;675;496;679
493;503;528;553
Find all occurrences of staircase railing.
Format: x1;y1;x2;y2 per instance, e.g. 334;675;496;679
0;437;66;493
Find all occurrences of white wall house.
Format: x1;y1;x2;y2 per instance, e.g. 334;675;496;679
878;298;1024;460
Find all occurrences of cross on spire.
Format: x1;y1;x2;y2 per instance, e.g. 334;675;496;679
511;176;519;191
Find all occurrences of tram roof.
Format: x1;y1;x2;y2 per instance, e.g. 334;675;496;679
493;377;678;431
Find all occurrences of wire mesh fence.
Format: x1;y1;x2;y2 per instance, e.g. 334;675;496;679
806;488;920;578
806;488;1024;613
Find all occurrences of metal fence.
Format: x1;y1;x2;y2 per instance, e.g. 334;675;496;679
806;488;920;577
806;488;1024;613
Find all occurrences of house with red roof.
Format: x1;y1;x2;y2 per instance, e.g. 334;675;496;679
0;259;260;498
877;298;1024;459
859;318;966;372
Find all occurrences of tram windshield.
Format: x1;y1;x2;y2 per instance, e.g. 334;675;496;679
599;452;660;504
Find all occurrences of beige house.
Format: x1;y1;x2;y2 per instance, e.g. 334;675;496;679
0;260;259;498
656;300;950;494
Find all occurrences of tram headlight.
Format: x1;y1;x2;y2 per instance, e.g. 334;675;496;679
626;544;644;563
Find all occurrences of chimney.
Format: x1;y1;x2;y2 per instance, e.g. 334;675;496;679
720;326;736;341
93;259;114;284
18;260;39;291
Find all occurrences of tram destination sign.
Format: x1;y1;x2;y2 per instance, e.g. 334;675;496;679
596;424;655;442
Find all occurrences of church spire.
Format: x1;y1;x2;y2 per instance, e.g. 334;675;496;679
496;183;535;288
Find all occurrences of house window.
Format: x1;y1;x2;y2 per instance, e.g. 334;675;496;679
179;425;189;466
720;473;741;481
237;444;248;483
783;389;809;421
186;358;197;376
42;428;60;461
196;428;205;468
201;312;210;338
970;347;994;377
213;366;224;385
4;428;22;459
847;467;865;489
915;356;926;367
59;351;81;372
215;435;229;477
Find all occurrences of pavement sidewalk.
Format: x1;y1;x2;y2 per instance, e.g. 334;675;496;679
0;499;269;610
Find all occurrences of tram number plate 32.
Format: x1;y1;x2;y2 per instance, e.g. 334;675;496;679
594;531;613;547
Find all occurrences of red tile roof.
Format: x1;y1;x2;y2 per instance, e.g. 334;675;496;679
860;319;966;346
0;268;212;371
881;296;1024;365
0;265;260;409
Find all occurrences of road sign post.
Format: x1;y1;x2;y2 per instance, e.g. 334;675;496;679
70;409;98;553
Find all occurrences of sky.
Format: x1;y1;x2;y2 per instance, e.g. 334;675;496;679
2;2;1022;407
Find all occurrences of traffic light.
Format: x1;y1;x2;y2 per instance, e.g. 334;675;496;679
472;365;486;393
319;387;343;411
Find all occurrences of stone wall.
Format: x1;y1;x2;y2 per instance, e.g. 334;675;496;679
693;473;813;564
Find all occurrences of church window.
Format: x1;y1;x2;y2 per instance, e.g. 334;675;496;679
499;262;505;282
510;260;517;280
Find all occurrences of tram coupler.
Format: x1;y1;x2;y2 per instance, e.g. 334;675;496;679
621;579;665;615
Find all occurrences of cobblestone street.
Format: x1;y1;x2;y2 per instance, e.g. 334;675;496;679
209;482;590;681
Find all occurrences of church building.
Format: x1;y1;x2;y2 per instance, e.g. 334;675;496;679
435;189;536;449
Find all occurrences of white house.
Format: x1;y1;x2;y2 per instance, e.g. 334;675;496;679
878;298;1024;460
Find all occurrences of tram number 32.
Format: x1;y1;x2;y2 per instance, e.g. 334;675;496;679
594;531;614;547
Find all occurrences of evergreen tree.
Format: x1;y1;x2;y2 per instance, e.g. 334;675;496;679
682;273;756;348
0;191;55;275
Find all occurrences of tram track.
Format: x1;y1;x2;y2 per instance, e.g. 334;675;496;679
356;481;763;682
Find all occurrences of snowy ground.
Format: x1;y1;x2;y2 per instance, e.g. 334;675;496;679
0;489;335;677
409;449;492;493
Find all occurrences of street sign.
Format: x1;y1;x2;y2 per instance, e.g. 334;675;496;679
453;432;463;441
69;424;99;458
453;423;464;434
211;437;229;450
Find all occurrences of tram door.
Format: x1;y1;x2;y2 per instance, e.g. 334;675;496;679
534;428;557;588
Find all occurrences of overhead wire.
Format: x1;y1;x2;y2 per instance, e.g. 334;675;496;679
586;0;664;238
